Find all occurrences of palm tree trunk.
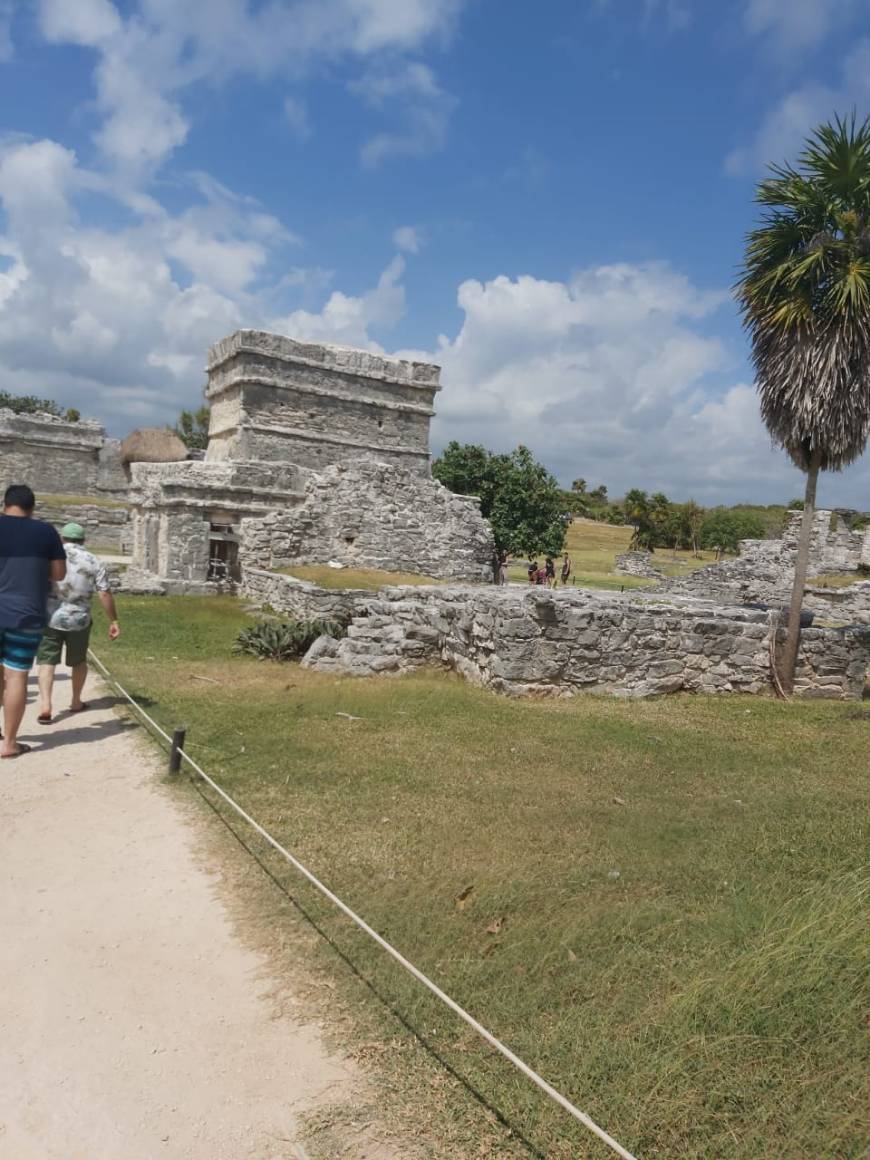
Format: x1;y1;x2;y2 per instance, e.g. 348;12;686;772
778;449;822;694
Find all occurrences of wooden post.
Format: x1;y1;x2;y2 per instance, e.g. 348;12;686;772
168;727;187;776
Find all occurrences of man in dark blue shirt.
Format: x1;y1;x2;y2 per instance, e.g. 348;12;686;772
0;485;66;758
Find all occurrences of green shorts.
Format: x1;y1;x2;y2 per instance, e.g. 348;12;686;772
36;624;92;668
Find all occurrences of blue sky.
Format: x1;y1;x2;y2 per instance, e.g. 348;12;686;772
0;0;868;504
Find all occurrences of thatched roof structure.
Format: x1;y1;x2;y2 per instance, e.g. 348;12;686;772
119;428;188;465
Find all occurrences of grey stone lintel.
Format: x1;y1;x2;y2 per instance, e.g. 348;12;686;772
205;330;441;394
205;371;436;416
239;422;432;459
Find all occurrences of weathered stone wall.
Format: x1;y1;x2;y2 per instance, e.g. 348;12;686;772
615;551;664;579
205;330;438;475
239;459;494;581
0;410;129;499
0;410;106;495
803;581;870;626
242;569;364;621
660;510;870;616
128;459;305;587
34;499;131;552
303;585;870;700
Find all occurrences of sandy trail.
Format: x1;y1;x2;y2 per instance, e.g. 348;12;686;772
0;669;391;1159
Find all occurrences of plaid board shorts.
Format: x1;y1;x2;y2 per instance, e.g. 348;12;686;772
0;628;44;672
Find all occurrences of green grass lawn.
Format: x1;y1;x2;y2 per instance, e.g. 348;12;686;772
105;596;870;1159
508;520;721;590
276;563;444;589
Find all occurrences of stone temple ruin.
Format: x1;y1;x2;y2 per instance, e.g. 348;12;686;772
2;329;869;700
125;331;494;591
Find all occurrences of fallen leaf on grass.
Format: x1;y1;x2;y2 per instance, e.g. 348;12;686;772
567;948;578;962
454;884;475;910
485;916;506;935
336;712;364;721
190;674;221;684
612;796;626;805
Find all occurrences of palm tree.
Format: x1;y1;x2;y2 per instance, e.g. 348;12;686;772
736;113;870;694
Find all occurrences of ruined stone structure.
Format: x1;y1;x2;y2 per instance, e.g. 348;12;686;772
126;331;494;591
0;409;127;496
615;551;665;580
205;331;437;474
240;459;494;580
298;584;870;701
659;510;870;623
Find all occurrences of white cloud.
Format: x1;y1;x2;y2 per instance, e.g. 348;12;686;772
726;38;870;174
355;61;457;165
270;255;407;349
391;261;821;502
35;0;464;173
743;0;857;55
39;0;121;46
283;96;312;142
392;224;423;253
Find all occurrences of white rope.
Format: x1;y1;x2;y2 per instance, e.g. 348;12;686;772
89;649;638;1160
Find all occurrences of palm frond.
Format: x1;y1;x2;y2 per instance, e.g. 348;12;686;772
736;113;870;472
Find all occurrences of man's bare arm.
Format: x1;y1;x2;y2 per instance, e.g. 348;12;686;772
50;558;66;582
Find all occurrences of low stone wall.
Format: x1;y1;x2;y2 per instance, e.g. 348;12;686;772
615;551;664;579
661;510;870;610
804;581;870;626
242;568;364;622
35;500;131;553
303;585;870;700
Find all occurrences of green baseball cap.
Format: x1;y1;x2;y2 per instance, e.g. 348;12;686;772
61;522;86;541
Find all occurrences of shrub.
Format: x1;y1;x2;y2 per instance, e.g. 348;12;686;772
234;616;347;661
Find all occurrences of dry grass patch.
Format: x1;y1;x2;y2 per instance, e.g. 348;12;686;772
107;596;870;1158
276;564;443;590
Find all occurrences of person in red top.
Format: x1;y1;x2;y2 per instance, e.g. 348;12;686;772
0;485;66;758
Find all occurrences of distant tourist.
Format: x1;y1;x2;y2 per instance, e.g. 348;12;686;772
527;559;538;584
545;556;556;588
36;522;120;724
561;552;572;585
0;485;66;758
499;550;508;585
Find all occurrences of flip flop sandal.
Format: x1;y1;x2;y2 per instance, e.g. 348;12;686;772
37;713;53;724
1;743;32;759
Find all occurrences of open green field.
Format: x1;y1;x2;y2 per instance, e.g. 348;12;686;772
104;596;869;1158
508;520;720;589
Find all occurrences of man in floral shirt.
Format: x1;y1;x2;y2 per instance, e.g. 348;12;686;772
36;522;120;723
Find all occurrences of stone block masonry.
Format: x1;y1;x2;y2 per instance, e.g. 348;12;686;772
302;585;870;701
0;410;106;495
239;459;494;582
242;569;364;622
35;499;131;553
205;331;439;475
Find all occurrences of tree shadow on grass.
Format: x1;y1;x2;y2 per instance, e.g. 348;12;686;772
192;781;545;1160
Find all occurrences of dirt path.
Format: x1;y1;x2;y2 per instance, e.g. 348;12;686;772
0;670;393;1159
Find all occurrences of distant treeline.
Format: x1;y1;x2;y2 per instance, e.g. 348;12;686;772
562;480;803;553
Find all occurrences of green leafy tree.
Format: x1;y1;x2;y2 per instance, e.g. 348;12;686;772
173;405;211;451
682;499;705;555
699;510;766;553
736;113;870;692
0;391;64;417
433;442;568;578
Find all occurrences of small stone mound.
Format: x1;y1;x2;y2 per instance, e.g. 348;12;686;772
120;428;188;465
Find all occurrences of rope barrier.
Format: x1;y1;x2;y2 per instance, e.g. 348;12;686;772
89;648;639;1160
